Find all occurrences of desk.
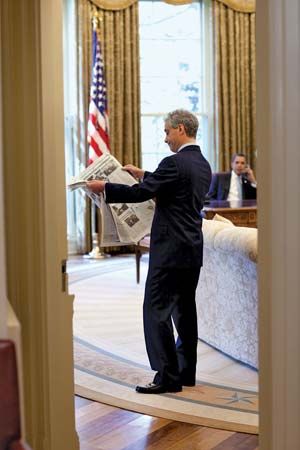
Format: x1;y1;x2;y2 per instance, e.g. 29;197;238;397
203;199;257;228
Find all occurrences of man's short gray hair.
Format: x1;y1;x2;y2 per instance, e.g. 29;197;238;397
165;109;199;138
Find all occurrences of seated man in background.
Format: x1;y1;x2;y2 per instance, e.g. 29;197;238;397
207;153;257;201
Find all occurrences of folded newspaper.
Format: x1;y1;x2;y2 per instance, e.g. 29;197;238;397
68;154;154;246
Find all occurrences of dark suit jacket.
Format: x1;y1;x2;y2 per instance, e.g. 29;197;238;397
105;146;212;269
207;171;257;201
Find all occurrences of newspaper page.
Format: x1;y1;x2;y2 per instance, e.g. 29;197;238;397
68;154;155;245
99;198;125;246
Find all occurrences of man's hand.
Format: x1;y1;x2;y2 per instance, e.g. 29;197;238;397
122;164;145;180
86;180;106;194
243;166;256;184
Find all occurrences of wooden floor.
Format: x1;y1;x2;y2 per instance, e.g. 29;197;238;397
75;396;259;450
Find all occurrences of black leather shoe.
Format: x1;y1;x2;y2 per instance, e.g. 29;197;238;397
135;382;182;394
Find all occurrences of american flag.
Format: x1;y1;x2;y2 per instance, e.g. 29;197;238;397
87;29;110;165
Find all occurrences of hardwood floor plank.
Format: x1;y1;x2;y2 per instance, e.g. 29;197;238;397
120;421;199;450
166;426;234;450
75;395;93;409
212;432;259;449
78;408;142;441
75;402;117;422
89;415;172;449
79;444;106;450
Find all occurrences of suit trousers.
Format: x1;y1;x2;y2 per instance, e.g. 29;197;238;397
143;264;201;386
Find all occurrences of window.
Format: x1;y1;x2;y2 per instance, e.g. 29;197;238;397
63;0;77;254
139;0;214;172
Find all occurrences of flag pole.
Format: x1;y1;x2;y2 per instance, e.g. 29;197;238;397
85;11;109;260
85;205;108;259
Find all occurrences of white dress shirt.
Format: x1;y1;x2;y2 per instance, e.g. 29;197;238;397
227;170;242;201
177;141;197;152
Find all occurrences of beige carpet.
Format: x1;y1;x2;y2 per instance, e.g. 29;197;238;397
69;255;258;434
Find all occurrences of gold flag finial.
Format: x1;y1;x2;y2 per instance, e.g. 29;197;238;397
92;10;103;31
92;12;99;30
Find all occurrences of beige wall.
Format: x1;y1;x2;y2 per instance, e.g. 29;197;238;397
257;0;300;449
0;0;79;448
0;22;7;338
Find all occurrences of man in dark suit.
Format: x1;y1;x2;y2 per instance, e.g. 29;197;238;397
87;109;212;394
207;153;257;201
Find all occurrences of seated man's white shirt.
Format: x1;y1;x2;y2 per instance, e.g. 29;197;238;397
227;170;242;201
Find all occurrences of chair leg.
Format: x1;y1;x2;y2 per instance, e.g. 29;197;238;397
135;247;142;284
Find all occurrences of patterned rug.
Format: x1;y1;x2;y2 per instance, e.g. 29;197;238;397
69;255;258;434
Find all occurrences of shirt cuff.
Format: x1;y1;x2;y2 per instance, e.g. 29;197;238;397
103;182;107;201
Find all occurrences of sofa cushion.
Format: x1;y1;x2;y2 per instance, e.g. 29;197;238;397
214;227;257;262
202;218;233;243
202;218;257;263
212;213;235;225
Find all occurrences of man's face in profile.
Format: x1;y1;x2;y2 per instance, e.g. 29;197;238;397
231;155;246;176
164;121;183;153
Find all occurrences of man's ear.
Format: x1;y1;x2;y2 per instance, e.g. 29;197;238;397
178;124;185;134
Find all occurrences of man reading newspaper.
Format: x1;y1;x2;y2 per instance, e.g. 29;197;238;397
87;109;212;394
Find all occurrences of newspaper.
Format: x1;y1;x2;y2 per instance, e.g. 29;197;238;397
68;154;154;246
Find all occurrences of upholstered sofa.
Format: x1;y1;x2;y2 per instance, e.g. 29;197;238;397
196;216;258;369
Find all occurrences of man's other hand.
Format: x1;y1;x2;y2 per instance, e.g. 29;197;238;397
86;180;106;194
122;164;145;180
